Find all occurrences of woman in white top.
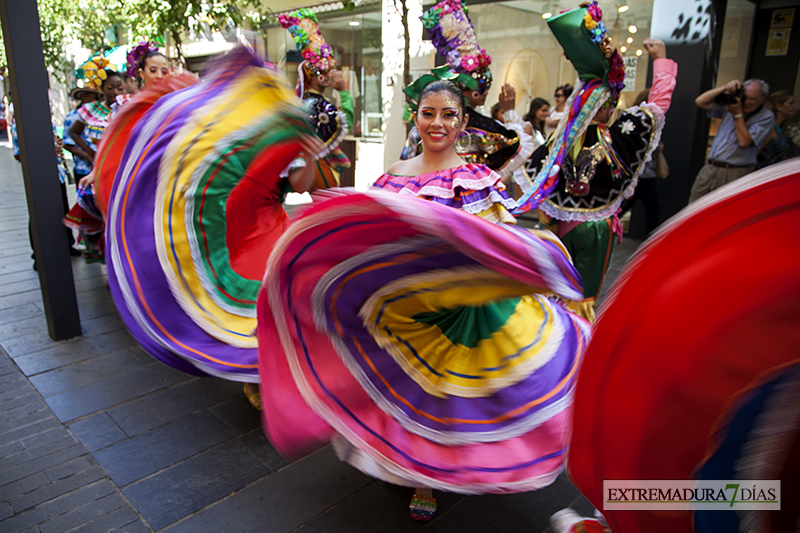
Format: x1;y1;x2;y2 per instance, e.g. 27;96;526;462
523;97;550;149
545;83;573;137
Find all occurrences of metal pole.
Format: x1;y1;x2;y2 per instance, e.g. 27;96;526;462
0;0;82;340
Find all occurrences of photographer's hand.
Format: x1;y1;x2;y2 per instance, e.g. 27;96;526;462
726;97;743;116
696;79;742;111
724;80;741;93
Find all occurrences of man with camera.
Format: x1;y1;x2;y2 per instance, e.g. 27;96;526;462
689;79;774;202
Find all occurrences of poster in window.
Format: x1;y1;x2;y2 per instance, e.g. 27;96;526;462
720;32;739;57
766;29;791;56
622;57;637;92
770;8;794;29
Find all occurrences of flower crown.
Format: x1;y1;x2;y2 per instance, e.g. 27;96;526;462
581;2;625;96
422;0;493;89
279;9;336;76
83;56;113;90
127;41;160;78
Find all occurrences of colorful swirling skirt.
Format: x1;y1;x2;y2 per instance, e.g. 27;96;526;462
258;189;591;493
93;73;198;218
105;47;315;381
568;160;800;532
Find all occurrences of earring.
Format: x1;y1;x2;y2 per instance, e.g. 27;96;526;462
318;75;326;84
472;91;481;100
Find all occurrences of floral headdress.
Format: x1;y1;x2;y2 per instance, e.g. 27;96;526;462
82;56;113;90
402;65;468;122
512;1;628;215
578;2;625;98
421;0;492;91
126;41;160;78
279;9;337;96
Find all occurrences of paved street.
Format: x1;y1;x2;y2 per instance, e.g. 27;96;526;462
0;142;636;532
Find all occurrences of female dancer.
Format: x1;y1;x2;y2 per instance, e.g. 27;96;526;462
78;43;172;192
64;65;124;263
68;69;124;165
401;0;533;197
258;79;589;521
137;50;170;88
101;48;330;403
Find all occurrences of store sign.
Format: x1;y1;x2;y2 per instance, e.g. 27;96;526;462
623;57;637;92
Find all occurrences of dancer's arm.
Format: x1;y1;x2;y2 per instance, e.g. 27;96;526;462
643;39;677;115
331;70;354;131
69;120;96;162
288;135;326;194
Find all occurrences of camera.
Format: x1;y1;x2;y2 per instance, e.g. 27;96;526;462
715;86;744;106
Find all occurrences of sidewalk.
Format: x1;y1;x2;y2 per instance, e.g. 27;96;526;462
0;143;626;532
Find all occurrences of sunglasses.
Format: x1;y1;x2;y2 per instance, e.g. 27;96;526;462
554;93;565;97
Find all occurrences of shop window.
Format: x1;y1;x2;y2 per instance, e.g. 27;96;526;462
268;9;382;140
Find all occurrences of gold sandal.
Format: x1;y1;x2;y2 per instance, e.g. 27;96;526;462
243;384;262;411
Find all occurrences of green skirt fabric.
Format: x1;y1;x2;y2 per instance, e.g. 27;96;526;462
560;218;615;300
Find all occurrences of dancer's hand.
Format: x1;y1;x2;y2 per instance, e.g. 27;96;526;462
288;134;326;194
499;83;516;112
643;38;666;60
299;134;325;163
330;69;347;92
79;170;96;189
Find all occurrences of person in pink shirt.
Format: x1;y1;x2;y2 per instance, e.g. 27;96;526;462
513;2;677;321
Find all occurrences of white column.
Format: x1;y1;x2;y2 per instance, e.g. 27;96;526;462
381;0;426;171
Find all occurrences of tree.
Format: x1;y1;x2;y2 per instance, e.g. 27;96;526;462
72;0;127;53
34;0;73;80
124;0;269;64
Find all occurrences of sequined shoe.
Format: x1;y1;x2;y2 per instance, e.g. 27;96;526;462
409;493;437;521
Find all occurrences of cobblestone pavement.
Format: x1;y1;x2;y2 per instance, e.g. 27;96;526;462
0;143;638;532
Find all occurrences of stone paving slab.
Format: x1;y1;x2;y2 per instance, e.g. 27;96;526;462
0;346;149;532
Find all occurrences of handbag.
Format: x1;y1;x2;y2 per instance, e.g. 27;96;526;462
655;150;669;179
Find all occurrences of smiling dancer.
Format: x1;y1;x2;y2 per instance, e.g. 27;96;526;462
401;0;534;196
258;78;589;521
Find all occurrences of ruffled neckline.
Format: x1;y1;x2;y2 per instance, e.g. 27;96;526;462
385;163;497;180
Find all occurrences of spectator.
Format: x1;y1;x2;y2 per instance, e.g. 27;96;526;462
490;102;503;122
0;100;6;139
689;79;774;203
523;97;550;149
757;90;800;169
545;83;573;137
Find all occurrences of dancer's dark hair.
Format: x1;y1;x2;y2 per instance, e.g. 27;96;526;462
556;84;574;99
524;97;550;135
100;70;123;88
418;80;466;116
138;51;167;72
